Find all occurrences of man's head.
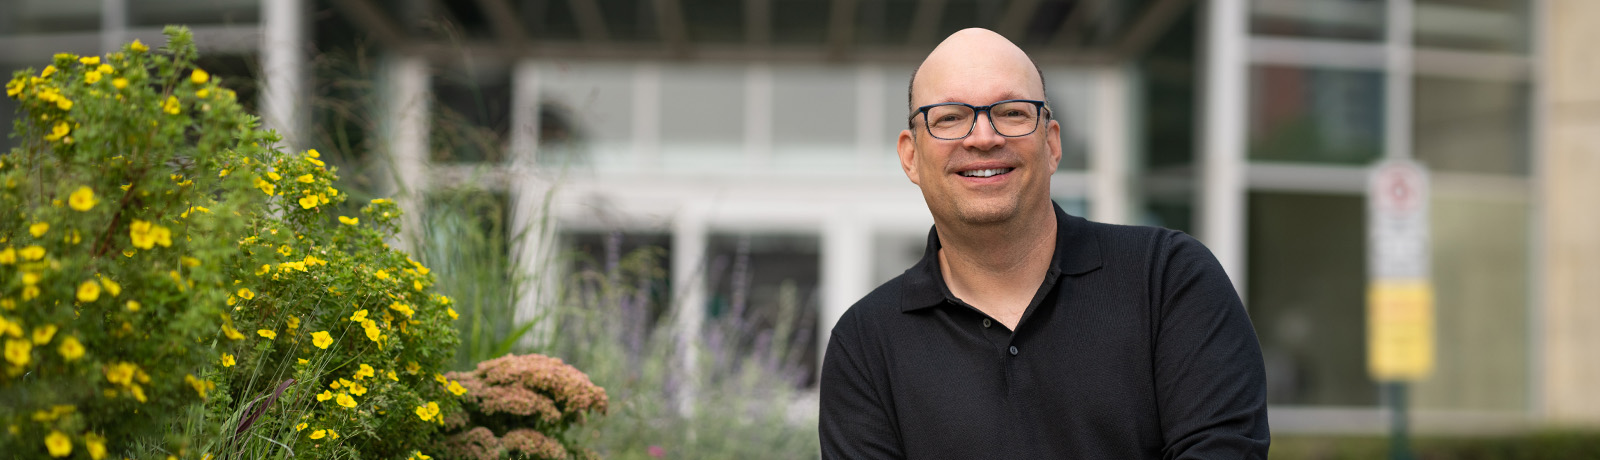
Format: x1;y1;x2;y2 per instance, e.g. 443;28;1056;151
898;28;1061;229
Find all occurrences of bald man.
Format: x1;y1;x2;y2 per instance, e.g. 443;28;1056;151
818;29;1269;458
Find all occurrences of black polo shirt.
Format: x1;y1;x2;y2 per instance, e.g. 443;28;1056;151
819;203;1269;459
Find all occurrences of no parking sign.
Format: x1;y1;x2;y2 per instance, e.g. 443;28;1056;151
1368;159;1434;382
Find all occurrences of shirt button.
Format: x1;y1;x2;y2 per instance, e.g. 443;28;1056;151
1008;346;1019;356
982;318;992;328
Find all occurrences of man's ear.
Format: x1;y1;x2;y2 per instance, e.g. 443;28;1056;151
1045;119;1062;170
898;129;921;185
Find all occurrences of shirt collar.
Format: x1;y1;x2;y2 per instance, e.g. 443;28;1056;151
900;201;1103;312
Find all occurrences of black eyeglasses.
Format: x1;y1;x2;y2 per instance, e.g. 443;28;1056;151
909;99;1050;140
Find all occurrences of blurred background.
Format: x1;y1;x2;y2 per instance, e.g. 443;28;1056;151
3;0;1597;457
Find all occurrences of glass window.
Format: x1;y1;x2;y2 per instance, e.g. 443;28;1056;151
1414;194;1529;411
539;63;635;168
772;66;855;159
1139;7;1197;170
1251;0;1385;41
1249;65;1384;165
659;65;745;159
705;233;822;386
560;230;674;330
430;63;512;163
1248;192;1375;406
872;232;926;288
1;0;103;35
1413;76;1529;175
1414;0;1530;53
129;0;260;27
1045;69;1091;171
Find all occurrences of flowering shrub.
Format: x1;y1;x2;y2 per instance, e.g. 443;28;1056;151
440;353;608;460
1;27;462;459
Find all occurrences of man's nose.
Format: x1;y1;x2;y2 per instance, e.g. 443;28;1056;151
962;112;1007;151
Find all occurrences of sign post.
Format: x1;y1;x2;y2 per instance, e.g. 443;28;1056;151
1368;159;1433;460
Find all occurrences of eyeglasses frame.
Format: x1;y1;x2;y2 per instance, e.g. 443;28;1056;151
908;99;1052;140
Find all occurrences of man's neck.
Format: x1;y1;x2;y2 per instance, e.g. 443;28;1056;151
935;203;1057;330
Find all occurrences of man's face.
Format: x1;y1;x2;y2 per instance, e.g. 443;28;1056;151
898;34;1061;228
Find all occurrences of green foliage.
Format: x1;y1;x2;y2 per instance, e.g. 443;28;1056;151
1273;432;1600;460
1;27;462;460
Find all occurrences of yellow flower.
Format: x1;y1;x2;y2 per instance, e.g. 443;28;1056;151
297;174;314;183
434;373;448;384
447;380;466;396
372;198;392;205
309;429;326;440
85;71;102;84
221;353;235;367
130;384;146;402
336;393;356;408
406;361;421;374
41;65;57;77
44;430;71;457
29;222;48;237
237;288;255;300
414;403;436;421
256;264;271;275
130;39;148;52
191;69;209;84
44;121;69;141
180;256;200;267
338;216;358;225
257;329;276;340
4;339;31;366
298;195;318;209
125;300;140;312
0;247;14;264
278;245;292;257
58;336;84;361
254;177;275;195
356;363;375;380
100;278;121;297
185;374;212;399
267;171;282;181
221;324;244;340
31;324;57;345
20;245;45;261
295;422;308;431
96;64;112;74
56;98;73;110
196;88;209;98
312;331;333;349
104;362;136;385
349;309;368;322
447;307;459;320
297;358;308;364
84;433;106;460
162;95;180;114
129;220;156;249
308;156;326;167
77;281;101;302
112;77;128;89
316;390;332;401
79;56;100;66
389;302;414;318
387;370;399;381
22;286;40;301
286;316;299;329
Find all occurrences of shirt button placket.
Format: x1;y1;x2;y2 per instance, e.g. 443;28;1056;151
982;318;992;328
1008;345;1019;356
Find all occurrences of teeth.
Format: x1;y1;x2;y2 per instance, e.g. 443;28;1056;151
960;168;1012;178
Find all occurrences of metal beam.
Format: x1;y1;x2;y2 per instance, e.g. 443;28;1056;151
993;0;1040;43
907;0;946;45
409;40;1113;65
828;0;858;57
1049;0;1105;48
1110;0;1193;61
473;0;528;49
567;0;610;43
334;0;406;48
654;0;690;55
745;0;771;45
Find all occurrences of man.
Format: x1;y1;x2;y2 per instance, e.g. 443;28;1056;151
818;28;1269;458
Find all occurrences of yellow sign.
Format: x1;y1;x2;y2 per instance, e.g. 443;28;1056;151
1367;279;1435;381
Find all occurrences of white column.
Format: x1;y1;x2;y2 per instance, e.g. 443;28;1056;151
1090;65;1132;225
671;207;709;414
509;60;555;347
101;0;127;53
745;64;773;165
821;213;871;372
1384;0;1414;162
386;56;430;251
1199;0;1249;297
633;63;662;167
261;0;307;149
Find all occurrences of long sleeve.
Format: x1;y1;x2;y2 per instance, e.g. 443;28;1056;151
818;311;904;460
1151;232;1271;459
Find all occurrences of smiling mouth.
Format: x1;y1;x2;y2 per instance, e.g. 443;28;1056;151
958;168;1015;178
